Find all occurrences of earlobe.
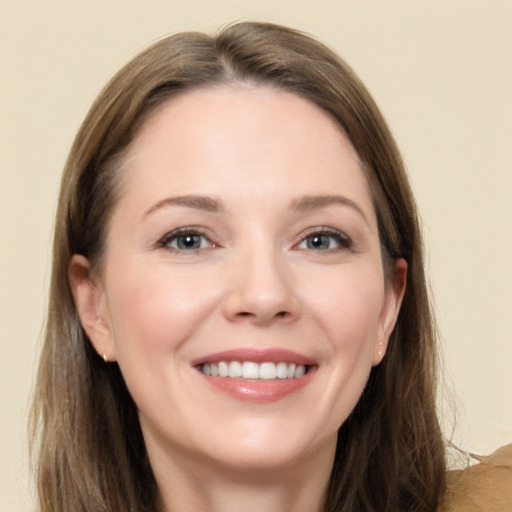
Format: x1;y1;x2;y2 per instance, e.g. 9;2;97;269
68;255;116;362
373;258;407;366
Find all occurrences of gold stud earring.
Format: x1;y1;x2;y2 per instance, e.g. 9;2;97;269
102;352;108;363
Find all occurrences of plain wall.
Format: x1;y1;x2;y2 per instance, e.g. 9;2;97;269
1;1;511;510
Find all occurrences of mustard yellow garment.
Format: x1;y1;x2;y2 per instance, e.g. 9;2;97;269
440;444;512;512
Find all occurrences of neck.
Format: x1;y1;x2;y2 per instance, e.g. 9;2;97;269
148;438;336;512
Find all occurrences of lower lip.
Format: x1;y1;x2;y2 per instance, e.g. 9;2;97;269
198;368;316;404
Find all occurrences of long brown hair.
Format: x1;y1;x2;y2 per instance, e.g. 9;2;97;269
30;21;446;512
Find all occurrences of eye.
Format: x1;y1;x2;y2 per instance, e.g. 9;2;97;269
297;229;352;251
158;228;215;251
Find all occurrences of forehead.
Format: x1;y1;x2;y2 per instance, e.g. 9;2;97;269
119;85;374;218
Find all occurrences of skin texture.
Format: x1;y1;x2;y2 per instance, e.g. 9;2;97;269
70;86;406;512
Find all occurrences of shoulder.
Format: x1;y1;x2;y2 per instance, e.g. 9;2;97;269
439;444;512;512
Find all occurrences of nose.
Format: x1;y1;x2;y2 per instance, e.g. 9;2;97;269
222;247;301;326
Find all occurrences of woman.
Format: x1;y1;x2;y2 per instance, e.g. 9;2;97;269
30;22;446;511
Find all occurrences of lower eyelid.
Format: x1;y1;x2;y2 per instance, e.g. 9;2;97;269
172;235;211;249
157;229;214;249
155;228;352;252
297;230;353;250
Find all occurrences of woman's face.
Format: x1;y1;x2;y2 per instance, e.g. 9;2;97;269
72;86;405;473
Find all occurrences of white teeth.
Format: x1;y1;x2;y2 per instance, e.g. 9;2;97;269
276;362;288;379
200;361;309;380
259;362;276;380
228;360;242;378
218;361;229;377
242;361;259;379
294;364;306;378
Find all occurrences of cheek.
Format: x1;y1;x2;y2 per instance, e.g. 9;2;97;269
300;267;384;428
105;263;221;362
302;266;385;355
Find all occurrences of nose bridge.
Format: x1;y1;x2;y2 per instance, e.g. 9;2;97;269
223;230;299;324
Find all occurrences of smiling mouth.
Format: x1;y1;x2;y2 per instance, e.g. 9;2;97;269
198;361;311;380
193;349;316;403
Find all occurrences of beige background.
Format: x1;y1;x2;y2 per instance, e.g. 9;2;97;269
1;1;511;510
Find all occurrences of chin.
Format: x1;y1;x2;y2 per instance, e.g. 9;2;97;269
191;416;338;474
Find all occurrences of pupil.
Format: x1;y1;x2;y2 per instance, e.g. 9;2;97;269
178;235;199;249
309;235;329;249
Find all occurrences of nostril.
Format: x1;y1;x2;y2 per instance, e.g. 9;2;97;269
223;288;301;325
233;310;290;323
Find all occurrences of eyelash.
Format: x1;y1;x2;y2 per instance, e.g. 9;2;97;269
296;227;353;252
157;227;215;252
156;226;353;253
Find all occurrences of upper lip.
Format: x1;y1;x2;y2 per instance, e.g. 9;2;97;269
190;348;316;367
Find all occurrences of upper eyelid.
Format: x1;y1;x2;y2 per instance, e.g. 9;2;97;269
157;226;215;246
154;225;353;249
296;226;352;243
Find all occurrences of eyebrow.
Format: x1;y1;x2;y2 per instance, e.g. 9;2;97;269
291;194;369;225
143;194;225;217
143;193;369;225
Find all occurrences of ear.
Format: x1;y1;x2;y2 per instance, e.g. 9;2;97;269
68;255;116;362
372;258;407;366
